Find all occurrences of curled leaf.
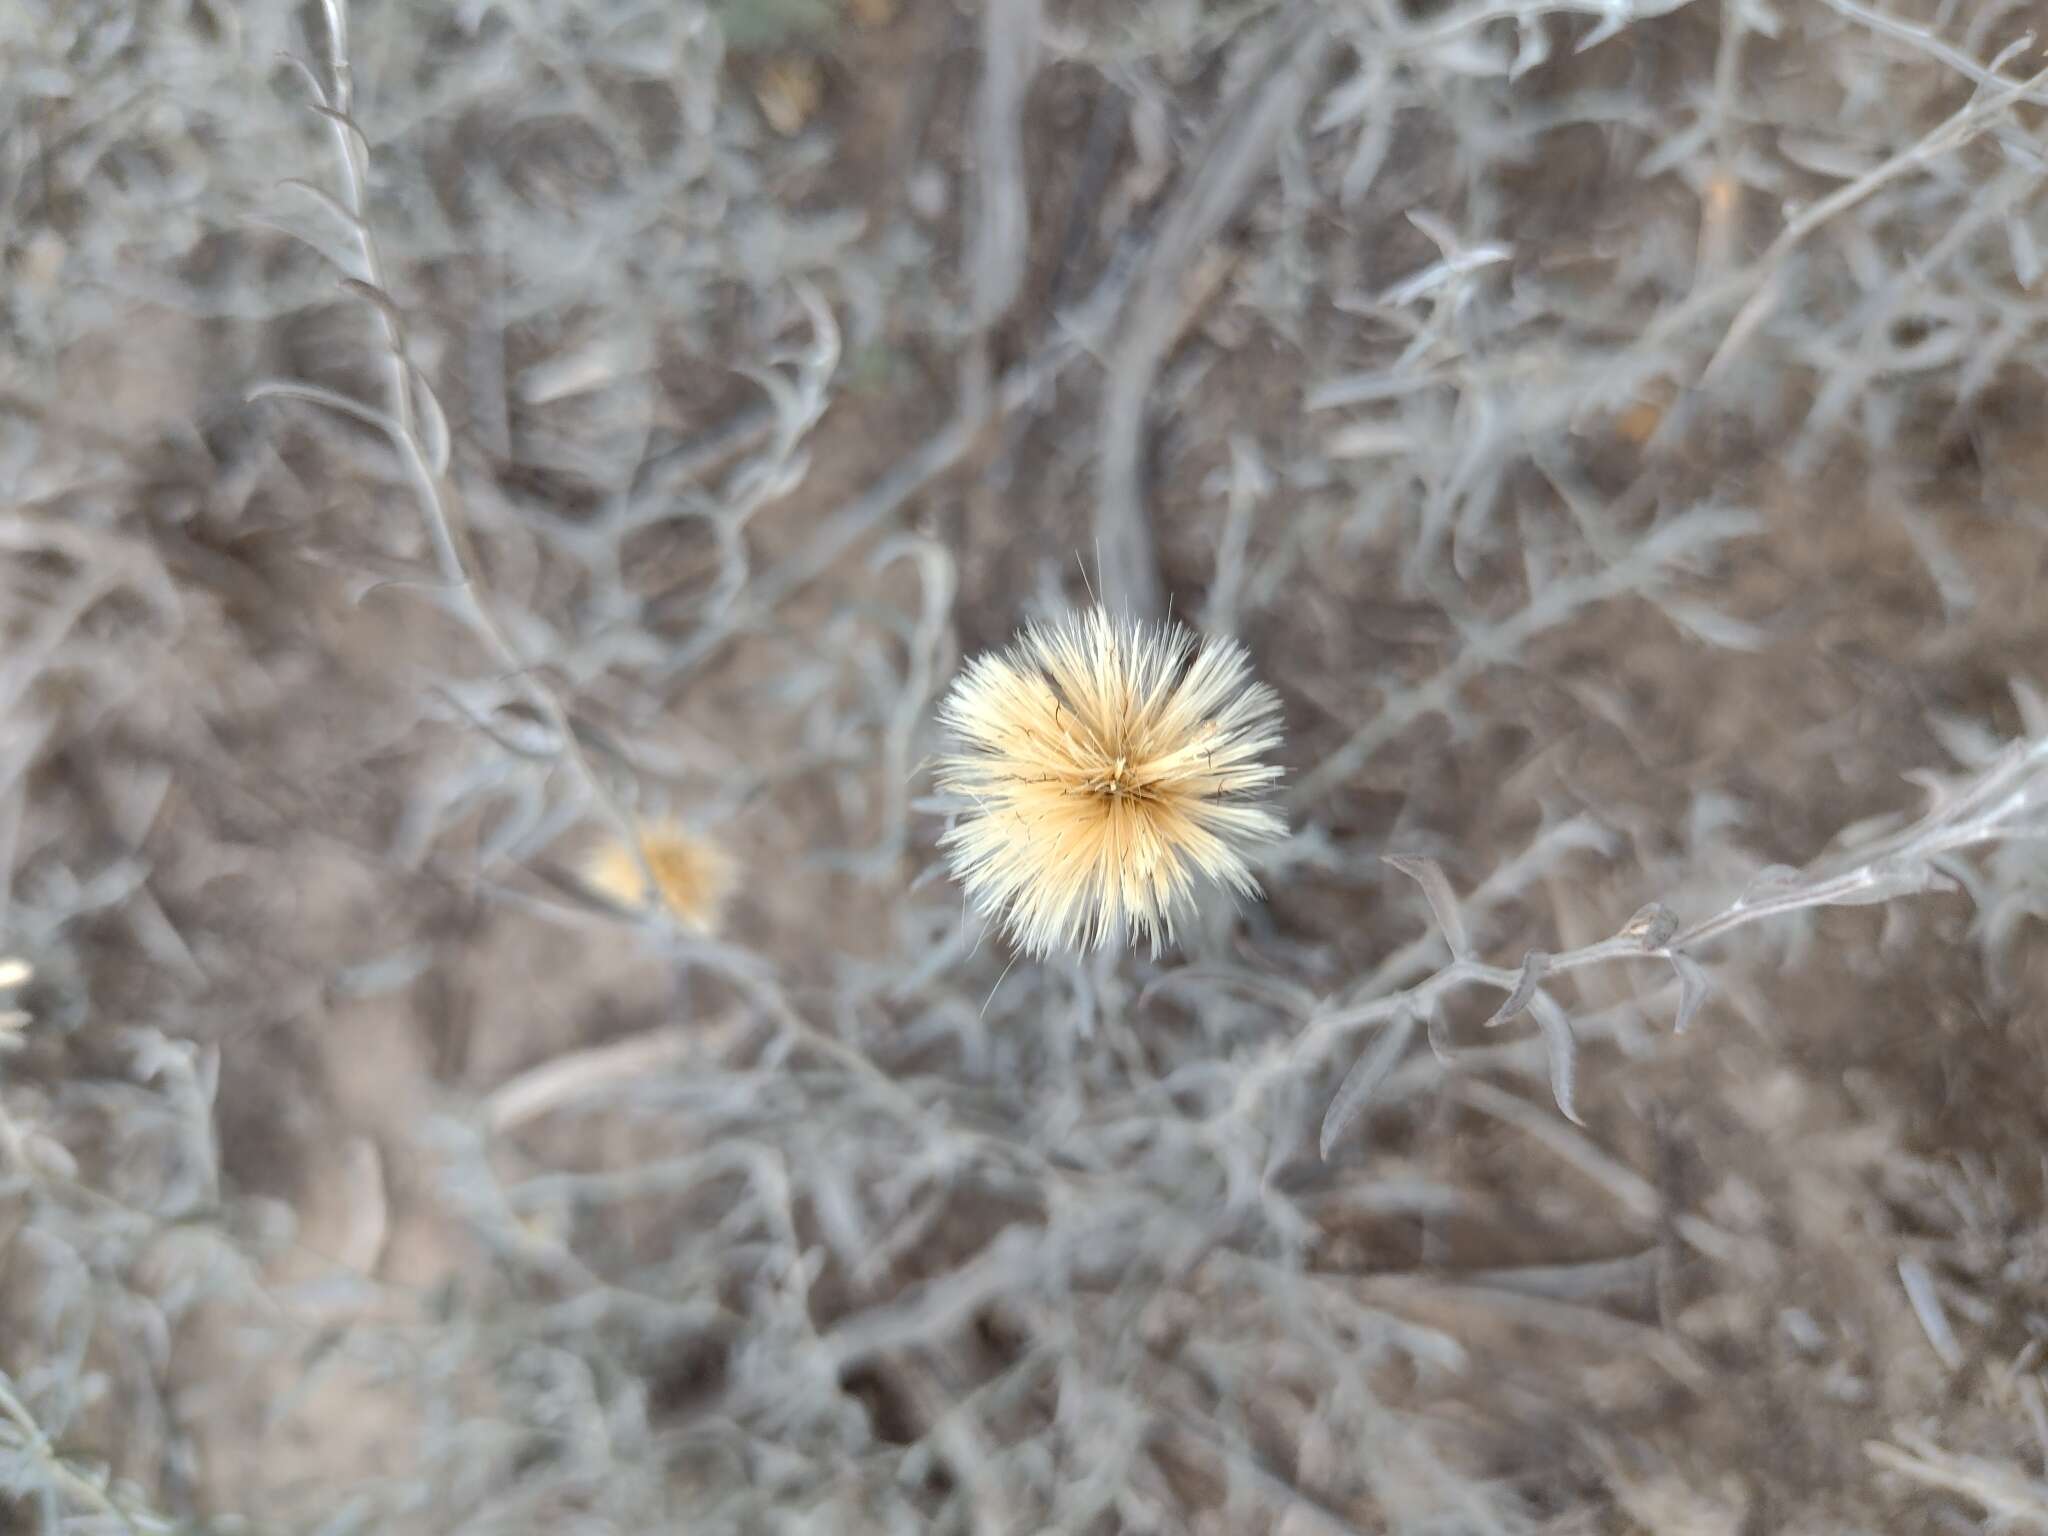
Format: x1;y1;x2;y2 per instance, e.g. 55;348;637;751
247;379;401;439
1485;950;1550;1029
1528;990;1582;1125
1384;854;1469;957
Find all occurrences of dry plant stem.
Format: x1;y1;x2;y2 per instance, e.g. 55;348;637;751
1817;0;2048;102
1694;0;1747;281
849;536;954;874
1290;510;1754;807
1291;869;1899;1072
484;1023;701;1133
669;251;1133;680
1693;53;2048;382
1866;1434;2048;1526
1201;438;1266;639
1094;7;1327;621
969;0;1042;328
1302;730;2048;1144
287;0;655;889
1148;1410;1375;1536
660;6;1318;677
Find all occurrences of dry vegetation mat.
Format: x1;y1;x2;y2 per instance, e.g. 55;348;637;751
6;0;2048;1530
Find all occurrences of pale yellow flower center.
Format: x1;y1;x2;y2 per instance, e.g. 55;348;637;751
1083;754;1151;802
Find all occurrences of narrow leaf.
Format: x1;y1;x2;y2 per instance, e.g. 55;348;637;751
1384;854;1469;956
247;379;401;438
311;102;370;151
244;213;350;267
1528;990;1582;1125
1509;15;1551;79
412;368;452;477
338;276;406;332
1671;952;1711;1033
1665;600;1770;652
279;176;363;233
1423;1001;1460;1064
1485;950;1549;1028
1320;1010;1418;1160
274;52;329;112
2011;674;2048;738
1928;711;2001;769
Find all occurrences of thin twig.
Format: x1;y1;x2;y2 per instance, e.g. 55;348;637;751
274;0;670;905
1094;6;1327;620
968;0;1042;328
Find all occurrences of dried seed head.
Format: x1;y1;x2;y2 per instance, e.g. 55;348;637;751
938;607;1285;957
583;821;733;933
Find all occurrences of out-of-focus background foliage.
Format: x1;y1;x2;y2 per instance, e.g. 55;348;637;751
6;0;2048;1530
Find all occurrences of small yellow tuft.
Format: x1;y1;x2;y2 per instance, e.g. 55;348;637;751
937;607;1285;958
583;822;733;932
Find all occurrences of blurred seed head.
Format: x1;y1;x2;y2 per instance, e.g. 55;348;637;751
754;56;824;137
938;607;1285;957
583;822;734;933
0;955;31;1044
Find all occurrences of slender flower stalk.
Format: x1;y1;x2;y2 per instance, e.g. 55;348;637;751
938;608;1285;957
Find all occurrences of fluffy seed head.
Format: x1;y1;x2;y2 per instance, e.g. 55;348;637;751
583;821;733;932
937;607;1285;957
